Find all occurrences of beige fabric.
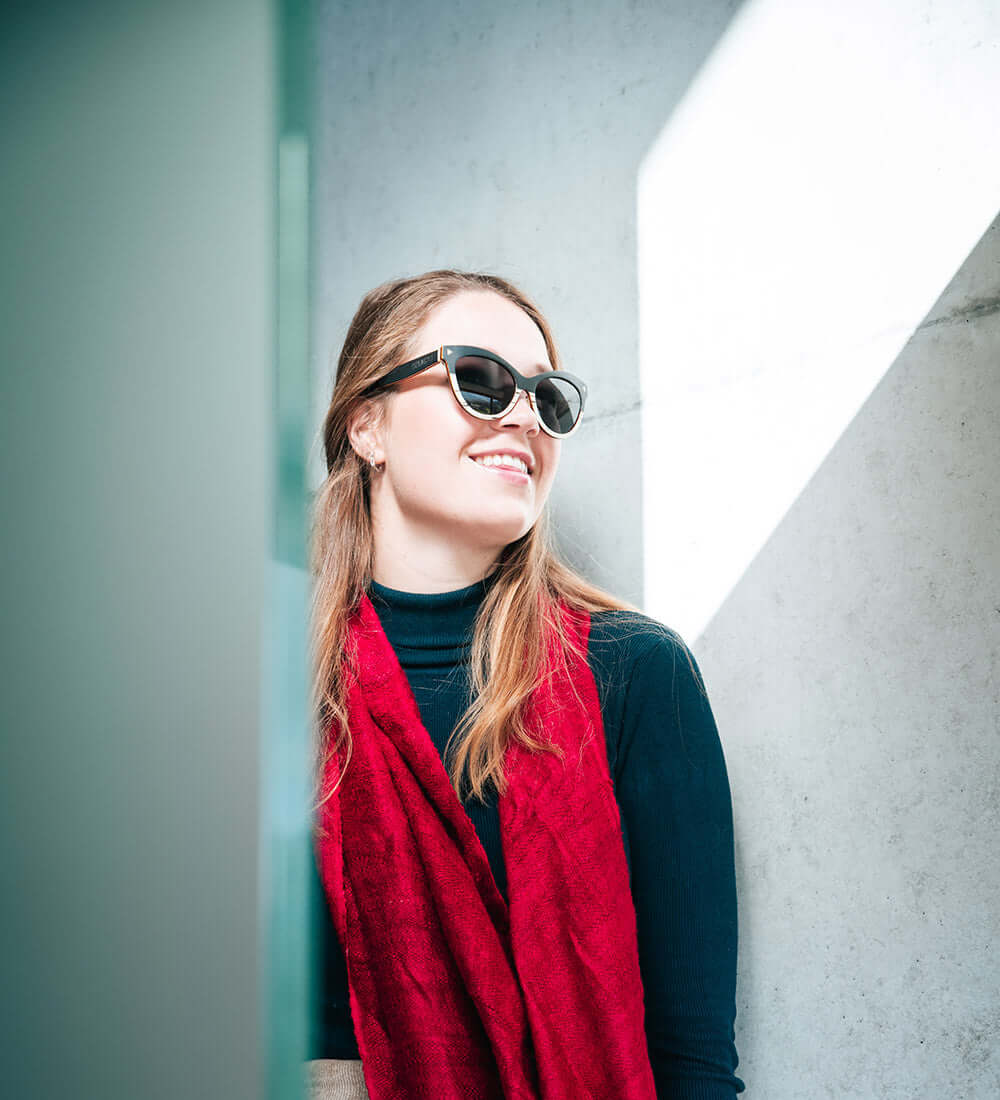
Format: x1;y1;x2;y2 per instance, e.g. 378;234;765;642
305;1059;369;1100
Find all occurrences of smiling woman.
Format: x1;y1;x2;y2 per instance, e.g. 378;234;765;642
350;290;566;590
306;270;744;1099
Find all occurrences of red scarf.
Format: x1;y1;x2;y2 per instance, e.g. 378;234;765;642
314;593;657;1099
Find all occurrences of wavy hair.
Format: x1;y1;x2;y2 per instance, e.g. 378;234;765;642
310;270;641;811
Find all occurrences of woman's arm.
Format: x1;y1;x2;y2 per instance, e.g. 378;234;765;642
614;628;745;1098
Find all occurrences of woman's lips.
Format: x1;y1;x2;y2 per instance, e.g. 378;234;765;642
466;456;531;485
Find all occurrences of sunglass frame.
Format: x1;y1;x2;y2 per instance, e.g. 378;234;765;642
361;344;588;439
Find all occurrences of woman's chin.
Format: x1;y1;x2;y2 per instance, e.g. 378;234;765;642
462;510;534;550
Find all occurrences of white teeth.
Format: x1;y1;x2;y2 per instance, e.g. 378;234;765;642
472;454;529;474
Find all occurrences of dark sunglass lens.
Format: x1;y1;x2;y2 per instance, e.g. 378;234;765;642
454;356;516;415
536;376;582;435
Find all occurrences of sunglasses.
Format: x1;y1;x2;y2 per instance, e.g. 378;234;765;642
361;345;588;439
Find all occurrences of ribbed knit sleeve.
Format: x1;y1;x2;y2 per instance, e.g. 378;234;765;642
608;624;744;1098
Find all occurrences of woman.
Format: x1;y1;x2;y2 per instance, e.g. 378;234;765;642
307;270;745;1099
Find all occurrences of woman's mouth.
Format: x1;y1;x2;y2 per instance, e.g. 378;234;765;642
466;455;532;485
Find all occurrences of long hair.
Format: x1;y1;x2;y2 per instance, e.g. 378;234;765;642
309;269;640;811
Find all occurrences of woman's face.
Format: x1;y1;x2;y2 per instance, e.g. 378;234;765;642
369;290;561;564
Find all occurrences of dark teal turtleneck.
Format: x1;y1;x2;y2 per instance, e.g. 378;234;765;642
311;573;745;1097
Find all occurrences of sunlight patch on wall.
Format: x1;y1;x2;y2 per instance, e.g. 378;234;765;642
638;0;1000;641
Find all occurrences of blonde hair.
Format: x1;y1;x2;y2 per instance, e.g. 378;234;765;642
310;270;639;811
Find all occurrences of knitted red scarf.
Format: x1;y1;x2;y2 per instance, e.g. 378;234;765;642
314;593;657;1100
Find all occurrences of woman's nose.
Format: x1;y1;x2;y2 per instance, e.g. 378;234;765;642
499;389;539;432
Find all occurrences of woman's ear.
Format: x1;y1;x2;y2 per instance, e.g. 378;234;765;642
346;399;386;467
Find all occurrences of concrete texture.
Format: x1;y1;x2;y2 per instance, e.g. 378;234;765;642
312;2;999;1094
695;217;1000;1096
311;0;742;607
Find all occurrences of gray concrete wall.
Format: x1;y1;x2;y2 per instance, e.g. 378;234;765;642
312;2;999;1095
696;217;1000;1096
311;0;741;606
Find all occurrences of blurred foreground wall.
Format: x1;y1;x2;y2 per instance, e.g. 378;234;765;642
1;4;277;1098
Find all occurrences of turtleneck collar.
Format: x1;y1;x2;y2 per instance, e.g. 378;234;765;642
367;569;501;669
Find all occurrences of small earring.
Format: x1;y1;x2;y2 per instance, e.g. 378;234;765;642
368;449;380;470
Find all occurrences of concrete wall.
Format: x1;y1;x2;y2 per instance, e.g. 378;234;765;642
311;0;742;606
696;217;1000;1096
312;1;999;1095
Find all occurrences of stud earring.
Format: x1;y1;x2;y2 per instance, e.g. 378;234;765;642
368;449;381;470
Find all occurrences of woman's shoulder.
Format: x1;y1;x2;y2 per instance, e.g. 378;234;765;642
582;608;718;776
587;606;691;667
584;607;707;701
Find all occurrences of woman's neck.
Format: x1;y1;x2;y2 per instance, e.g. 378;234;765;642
371;549;502;594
